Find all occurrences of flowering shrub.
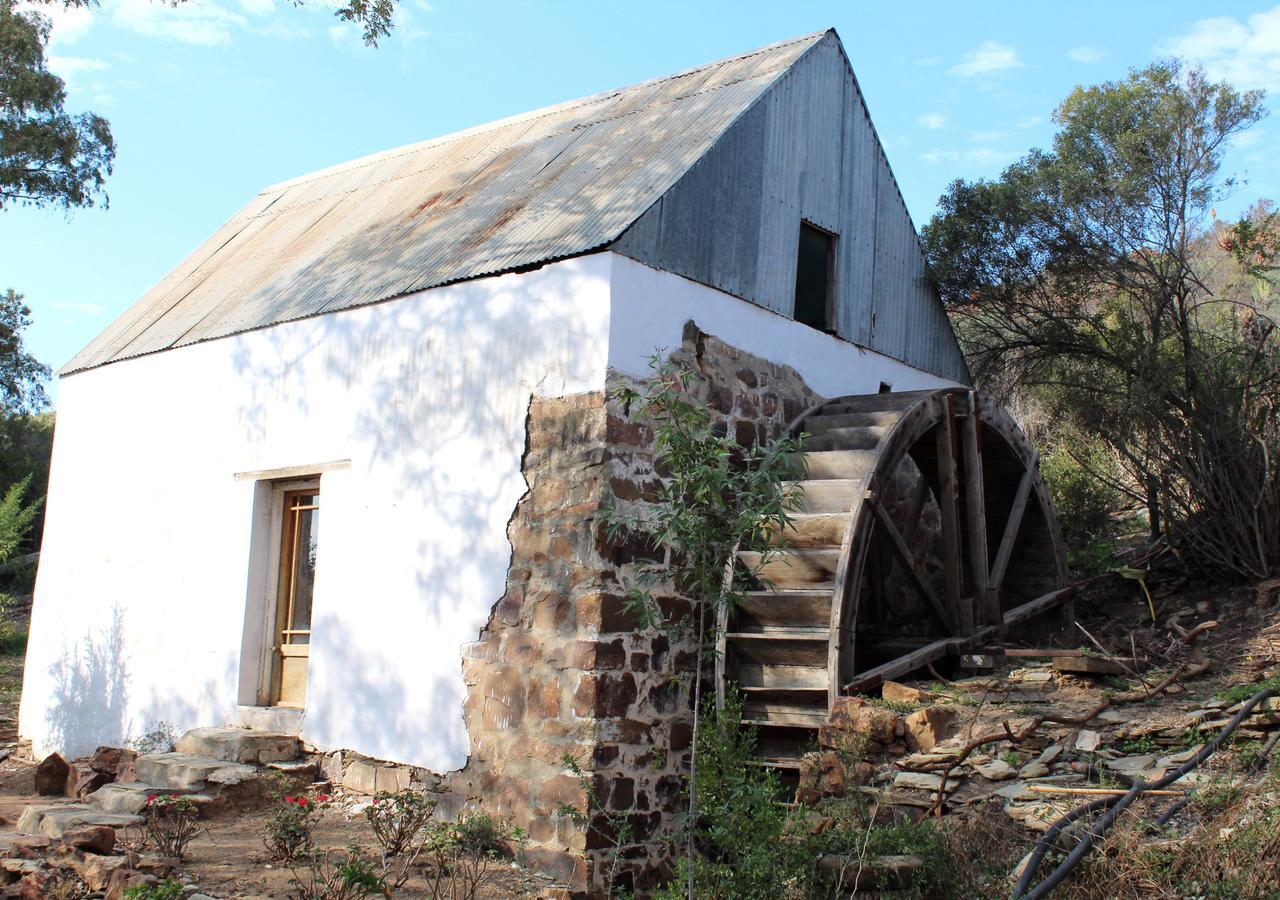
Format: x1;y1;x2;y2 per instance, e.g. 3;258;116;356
287;844;384;900
264;793;329;861
142;794;199;859
364;790;435;857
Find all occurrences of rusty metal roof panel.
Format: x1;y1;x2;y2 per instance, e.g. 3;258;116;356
62;31;826;375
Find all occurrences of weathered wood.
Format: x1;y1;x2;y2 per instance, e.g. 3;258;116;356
771;513;846;547
962;392;997;625
736;591;832;628
867;491;954;634
989;451;1038;593
1053;655;1129;676
935;397;968;633
738;663;829;690
797;449;879;481
740;549;840;588
715;549;736;711
1001;586;1077;626
790;479;863;513
879;468;931;617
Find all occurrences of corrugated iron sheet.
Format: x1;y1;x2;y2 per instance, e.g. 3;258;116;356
63;31;826;375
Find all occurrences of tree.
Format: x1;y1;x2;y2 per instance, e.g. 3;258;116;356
1;0;115;211
923;60;1279;579
0;289;49;413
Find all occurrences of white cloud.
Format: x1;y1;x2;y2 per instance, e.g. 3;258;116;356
47;55;108;79
1068;45;1105;64
16;1;95;47
238;0;274;15
1162;6;1280;92
922;146;1019;168
1017;115;1044;129
918;112;947;130
952;40;1023;77
109;0;247;46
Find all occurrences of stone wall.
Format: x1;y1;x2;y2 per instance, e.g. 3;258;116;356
448;321;823;894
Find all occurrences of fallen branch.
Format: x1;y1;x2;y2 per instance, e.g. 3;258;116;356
1024;785;1186;798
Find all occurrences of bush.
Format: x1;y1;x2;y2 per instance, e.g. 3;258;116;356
420;813;525;900
141;794;198;859
1041;435;1128;573
265;793;328;861
287;845;384;900
364;790;435;858
0;476;39;565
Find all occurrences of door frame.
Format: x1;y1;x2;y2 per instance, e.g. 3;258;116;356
258;477;320;707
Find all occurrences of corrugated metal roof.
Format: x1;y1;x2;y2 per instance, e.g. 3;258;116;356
62;31;827;376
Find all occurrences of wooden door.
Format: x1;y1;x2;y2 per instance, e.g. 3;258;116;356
271;489;319;707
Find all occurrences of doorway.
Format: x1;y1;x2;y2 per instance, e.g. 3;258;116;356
269;483;320;707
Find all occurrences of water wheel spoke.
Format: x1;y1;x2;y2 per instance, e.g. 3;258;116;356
989;451;1039;594
866;491;955;635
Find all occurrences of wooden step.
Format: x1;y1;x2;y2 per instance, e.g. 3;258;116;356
788;479;862;514
737;591;832;628
819;390;934;417
739;548;839;588
742;698;829;727
796;449;879;481
805;411;902;432
727;628;829;667
805;429;888;452
737;663;828;691
773;513;846;548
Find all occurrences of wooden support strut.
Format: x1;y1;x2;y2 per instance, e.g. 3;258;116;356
866;489;956;635
935;394;968;634
961;391;998;626
989;450;1039;594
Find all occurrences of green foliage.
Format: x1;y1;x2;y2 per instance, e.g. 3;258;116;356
0;2;114;212
604;355;804;636
1041;436;1126;572
141;794;199;859
416;813;525;900
287;845;385;900
265;795;325;861
0;475;39;565
122;879;185;900
0;294;48;417
364;789;435;857
655;691;820;899
923;59;1279;580
559;753;633;898
1121;734;1157;755
1216;676;1280;704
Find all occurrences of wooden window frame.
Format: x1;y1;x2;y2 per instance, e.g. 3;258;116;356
257;478;320;706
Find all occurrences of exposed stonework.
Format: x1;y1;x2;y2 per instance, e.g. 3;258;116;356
448;321;825;894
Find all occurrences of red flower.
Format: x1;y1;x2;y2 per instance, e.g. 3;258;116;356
316;794;330;803
284;796;295;804
296;797;309;807
146;794;158;803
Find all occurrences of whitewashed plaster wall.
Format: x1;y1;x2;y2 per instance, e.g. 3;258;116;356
20;255;614;765
20;251;960;769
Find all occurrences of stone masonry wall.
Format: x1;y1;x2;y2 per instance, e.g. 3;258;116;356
450;321;823;895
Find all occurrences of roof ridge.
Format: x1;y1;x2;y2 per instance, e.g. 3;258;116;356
259;30;829;197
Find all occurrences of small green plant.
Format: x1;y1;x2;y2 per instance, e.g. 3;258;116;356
1217;675;1280;704
1121;734;1157;754
1001;750;1025;768
0;476;40;565
558;753;633;899
287;845;384;900
264;793;328;861
869;696;917;714
419;813;525;900
364;789;435;857
122;879;185;900
141;794;198;859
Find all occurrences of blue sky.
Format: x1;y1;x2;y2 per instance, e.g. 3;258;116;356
5;0;1280;399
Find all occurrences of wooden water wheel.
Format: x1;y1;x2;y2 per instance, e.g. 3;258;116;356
715;388;1070;777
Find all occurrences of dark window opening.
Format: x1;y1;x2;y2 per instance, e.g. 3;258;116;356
878;381;893;394
794;222;835;332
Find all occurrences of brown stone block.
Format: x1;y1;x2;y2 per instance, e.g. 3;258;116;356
35;754;69;796
504;632;542;664
481;667;527;730
566;639;625;671
599;718;651;743
668;722;692;751
524;848;588;887
577;593;642;633
539;773;586;814
526;678;562;719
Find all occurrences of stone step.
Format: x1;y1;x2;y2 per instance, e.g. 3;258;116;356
16;804;141;839
86;782;212;816
175;726;302;764
130;752;258;791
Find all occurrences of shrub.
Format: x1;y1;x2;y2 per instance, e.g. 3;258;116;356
129;722;177;754
420;812;525;900
122;880;185;900
264;793;328;861
1041;435;1127;573
0;476;39;565
141;794;198;859
364;790;435;857
287;845;384;900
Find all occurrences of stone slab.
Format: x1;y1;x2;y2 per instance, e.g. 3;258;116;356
16;804;140;838
174;727;301;765
132;753;257;790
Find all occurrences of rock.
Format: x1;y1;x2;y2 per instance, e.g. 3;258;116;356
1094;709;1129;724
1021;671;1054;684
1018;762;1050;779
1075;730;1102;753
16;804;141;838
66;762;111;800
1105;754;1157;776
973;759;1017;781
892;771;961;793
1157;746;1201;768
81;855;129;892
995;781;1034;801
88;747;134;778
903;707;956;753
1005;800;1070;832
34;755;70;796
60;824;115;854
823;698;899;746
105;869;156;900
881;681;932;705
0;859;44;875
1037;743;1065;765
342;759;378;795
797;751;848;804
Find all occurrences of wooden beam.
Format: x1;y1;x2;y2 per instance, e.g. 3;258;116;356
866;491;955;634
962;392;998;625
989;451;1038;593
843;584;1079;693
935;395;968;633
880;471;931;620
